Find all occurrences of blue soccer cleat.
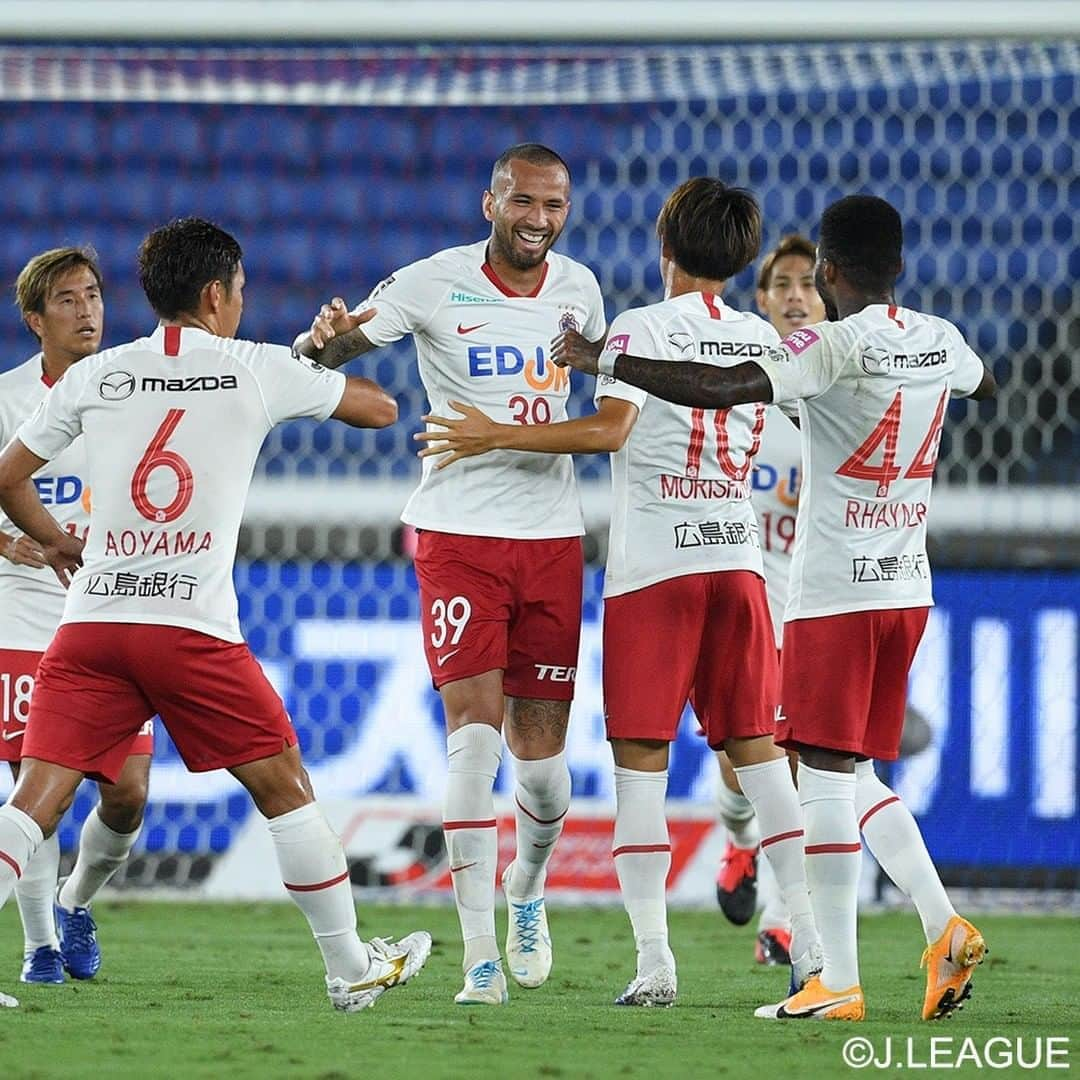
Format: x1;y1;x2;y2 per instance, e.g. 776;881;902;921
54;902;101;980
20;946;65;985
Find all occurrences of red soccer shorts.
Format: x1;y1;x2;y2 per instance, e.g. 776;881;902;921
0;647;153;765
413;531;583;700
603;570;779;748
776;606;930;761
23;623;294;783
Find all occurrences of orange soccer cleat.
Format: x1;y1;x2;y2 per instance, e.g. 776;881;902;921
921;915;987;1021
755;974;865;1021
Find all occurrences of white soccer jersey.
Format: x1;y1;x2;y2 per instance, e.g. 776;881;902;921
15;325;346;643
0;355;91;650
595;292;778;598
360;240;606;538
750;408;803;647
755;304;985;621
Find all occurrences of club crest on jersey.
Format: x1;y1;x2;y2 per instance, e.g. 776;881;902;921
99;370;135;401
558;310;580;333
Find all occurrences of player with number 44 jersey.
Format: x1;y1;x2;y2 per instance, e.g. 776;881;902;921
554;195;996;1022
294;145;606;1007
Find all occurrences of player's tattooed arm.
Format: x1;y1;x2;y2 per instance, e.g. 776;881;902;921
553;328;775;409
292;297;378;369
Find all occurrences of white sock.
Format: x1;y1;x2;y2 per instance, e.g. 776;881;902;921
799;763;861;991
0;804;44;910
716;780;760;849
756;855;791;934
508;750;570;900
444;724;502;970
734;758;816;961
58;805;140;911
854;760;956;943
16;830;60;952
267;802;370;983
613;766;674;974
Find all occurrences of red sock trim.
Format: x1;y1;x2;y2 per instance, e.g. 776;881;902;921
612;843;670;858
0;850;21;879
761;828;804;849
283;868;349;892
442;819;497;831
859;795;900;830
804;842;863;855
515;796;569;826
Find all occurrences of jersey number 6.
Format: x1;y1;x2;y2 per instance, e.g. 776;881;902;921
131;409;195;524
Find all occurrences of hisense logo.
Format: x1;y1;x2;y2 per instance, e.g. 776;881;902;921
450;291;504;304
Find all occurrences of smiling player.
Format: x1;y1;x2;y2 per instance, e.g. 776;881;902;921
293;145;606;1006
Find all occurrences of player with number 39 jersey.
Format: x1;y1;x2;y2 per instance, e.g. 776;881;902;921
294;145;606;1008
364;239;604;539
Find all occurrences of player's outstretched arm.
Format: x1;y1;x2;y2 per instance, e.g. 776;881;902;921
331;377;398;429
0;439;83;586
293;297;379;370
552;329;775;410
415;398;638;469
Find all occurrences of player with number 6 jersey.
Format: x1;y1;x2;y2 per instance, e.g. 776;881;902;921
553;194;996;1023
294;145;605;1007
0;219;432;1014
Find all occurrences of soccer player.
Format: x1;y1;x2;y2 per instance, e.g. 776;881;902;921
553;195;996;1022
0;218;430;1012
0;247;153;987
414;178;822;1007
293;144;606;1006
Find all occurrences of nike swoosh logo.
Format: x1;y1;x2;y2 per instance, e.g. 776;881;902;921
776;992;861;1019
1;730;24;741
436;649;461;667
346;952;408;991
457;322;489;335
449;861;478;874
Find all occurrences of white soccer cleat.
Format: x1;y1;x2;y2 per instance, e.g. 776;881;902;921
502;863;553;988
615;964;677;1008
454;959;509;1005
326;931;432;1013
1;990;18;1008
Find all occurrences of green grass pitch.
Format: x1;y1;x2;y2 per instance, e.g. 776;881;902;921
1;903;1076;1079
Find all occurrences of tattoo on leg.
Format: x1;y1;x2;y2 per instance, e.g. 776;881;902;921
506;697;570;752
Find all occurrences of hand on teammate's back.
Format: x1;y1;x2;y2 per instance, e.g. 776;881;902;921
415;402;501;469
551;329;603;375
41;532;84;589
307;297;376;350
1;534;47;569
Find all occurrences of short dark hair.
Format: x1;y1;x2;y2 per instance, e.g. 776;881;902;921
818;196;903;294
656;179;761;282
137;217;243;320
490;144;571;189
757;234;816;291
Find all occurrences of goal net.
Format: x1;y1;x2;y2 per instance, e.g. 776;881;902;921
0;40;1075;900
